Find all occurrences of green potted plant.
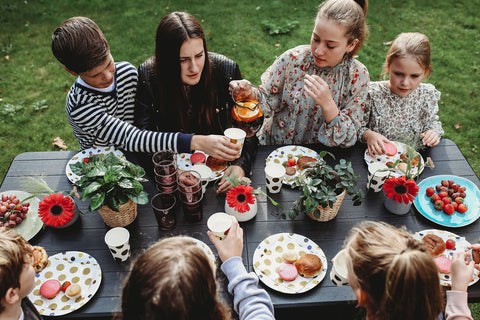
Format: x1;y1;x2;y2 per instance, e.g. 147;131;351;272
289;151;364;221
69;152;149;227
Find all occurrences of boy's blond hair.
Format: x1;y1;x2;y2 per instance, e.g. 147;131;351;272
0;228;33;313
51;16;110;74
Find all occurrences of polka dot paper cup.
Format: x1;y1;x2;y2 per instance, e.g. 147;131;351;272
265;163;286;194
104;227;130;262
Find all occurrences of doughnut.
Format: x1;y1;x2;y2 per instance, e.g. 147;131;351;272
278;263;298;281
190;152;206;165
285;166;296;176
384;142;397;156
434;256;452;274
295;254;323;278
422;234;446;257
40;279;61;299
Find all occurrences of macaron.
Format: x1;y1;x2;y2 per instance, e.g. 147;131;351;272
278;263;298;281
65;284;82;299
190;152;206;165
434;256;452;274
40;279;61;299
384;143;397;156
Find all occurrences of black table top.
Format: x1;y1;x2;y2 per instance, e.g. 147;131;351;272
1;139;480;319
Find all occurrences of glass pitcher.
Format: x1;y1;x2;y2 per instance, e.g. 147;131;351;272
231;84;264;138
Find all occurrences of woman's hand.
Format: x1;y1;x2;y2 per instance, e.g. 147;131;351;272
451;251;474;292
216;165;245;194
364;130;390;156
229;79;252;94
304;74;338;123
421;130;440;147
191;135;240;161
208;218;243;262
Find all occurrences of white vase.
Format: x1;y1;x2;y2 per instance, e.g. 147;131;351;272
224;196;257;222
384;196;412;215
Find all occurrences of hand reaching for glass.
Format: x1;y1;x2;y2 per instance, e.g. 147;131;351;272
191;135;241;162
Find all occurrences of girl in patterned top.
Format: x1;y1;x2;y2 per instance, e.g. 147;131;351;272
361;32;444;156
231;0;369;147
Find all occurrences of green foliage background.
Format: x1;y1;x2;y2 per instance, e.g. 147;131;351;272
1;0;480;317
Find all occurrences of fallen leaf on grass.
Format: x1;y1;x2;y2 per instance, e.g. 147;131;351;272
454;122;462;129
52;136;68;150
3;55;9;61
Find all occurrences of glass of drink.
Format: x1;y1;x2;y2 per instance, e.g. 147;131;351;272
151;193;177;230
231;84;264;137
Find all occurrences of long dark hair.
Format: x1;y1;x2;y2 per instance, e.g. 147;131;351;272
153;12;215;133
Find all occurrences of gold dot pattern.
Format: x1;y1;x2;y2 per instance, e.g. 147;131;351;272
265;146;319;185
253;233;327;294
28;251;102;316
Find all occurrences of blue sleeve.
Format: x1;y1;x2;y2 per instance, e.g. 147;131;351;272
221;257;275;320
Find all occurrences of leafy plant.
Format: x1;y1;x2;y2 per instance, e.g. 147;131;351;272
289;151;364;220
70;153;149;212
261;19;299;36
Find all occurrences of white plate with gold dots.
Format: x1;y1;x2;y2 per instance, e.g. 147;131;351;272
253;233;327;294
29;251;102;316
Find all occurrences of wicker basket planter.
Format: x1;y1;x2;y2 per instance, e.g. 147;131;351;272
98;199;137;227
306;189;346;222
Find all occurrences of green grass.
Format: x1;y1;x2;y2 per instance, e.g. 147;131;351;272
1;0;479;316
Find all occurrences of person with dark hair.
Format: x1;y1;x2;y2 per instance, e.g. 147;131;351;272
231;0;369;147
118;220;274;320
135;12;257;193
51;16;240;161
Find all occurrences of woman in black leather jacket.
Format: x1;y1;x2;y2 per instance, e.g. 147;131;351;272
135;11;258;193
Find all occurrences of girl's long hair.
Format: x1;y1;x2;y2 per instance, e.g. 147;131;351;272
119;237;231;320
345;221;444;320
153;12;214;133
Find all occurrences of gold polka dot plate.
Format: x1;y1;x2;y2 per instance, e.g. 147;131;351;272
66;146;125;183
177;151;226;181
28;251;102;316
253;233;327;294
265;145;319;186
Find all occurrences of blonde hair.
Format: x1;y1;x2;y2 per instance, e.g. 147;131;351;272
0;228;33;313
118;237;231;320
385;32;432;77
317;0;368;58
345;221;443;320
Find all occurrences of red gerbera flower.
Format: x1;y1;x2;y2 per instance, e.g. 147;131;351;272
226;185;255;213
38;193;75;227
383;176;419;204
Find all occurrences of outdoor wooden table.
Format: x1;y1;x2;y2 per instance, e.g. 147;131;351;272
1;138;480;319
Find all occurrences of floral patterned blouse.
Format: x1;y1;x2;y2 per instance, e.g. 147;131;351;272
360;81;444;142
257;45;369;147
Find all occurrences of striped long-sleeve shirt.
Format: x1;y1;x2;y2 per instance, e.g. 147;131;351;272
66;61;192;152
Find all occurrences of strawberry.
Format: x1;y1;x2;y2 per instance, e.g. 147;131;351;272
287;158;296;167
441;180;449;187
443;204;455;215
425;187;435;197
83;157;89;163
457;204;468;213
452;202;458;211
434;199;444;210
442;197;452;205
455;197;464;204
61;281;71;292
430;194;441;203
446;239;456;250
438;191;448;199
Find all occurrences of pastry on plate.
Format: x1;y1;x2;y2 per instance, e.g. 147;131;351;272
295;253;323;277
422;234;446;257
32;246;48;273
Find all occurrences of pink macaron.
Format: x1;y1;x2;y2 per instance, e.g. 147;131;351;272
278;263;298;281
434;256;452;274
40;279;61;299
384;142;398;156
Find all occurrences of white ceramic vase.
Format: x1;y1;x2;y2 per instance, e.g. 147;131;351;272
384;196;412;215
224;195;257;222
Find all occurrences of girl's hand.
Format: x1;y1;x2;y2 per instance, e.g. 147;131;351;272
421;130;440;147
229;79;252;94
216;165;245;194
451;251;474;292
304;74;338;123
191;135;240;161
208;218;244;262
364;130;390;156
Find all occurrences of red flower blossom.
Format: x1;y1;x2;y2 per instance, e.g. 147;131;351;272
226;185;255;213
38;193;75;227
383;176;419;204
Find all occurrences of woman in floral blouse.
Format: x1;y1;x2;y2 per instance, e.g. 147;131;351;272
360;32;444;156
231;0;369;147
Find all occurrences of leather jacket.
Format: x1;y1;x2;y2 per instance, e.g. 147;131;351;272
135;53;258;177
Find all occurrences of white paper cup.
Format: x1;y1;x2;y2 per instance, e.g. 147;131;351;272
264;163;286;193
330;249;349;286
104;227;130;262
207;212;234;240
224;128;246;157
367;162;391;192
192;164;213;194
